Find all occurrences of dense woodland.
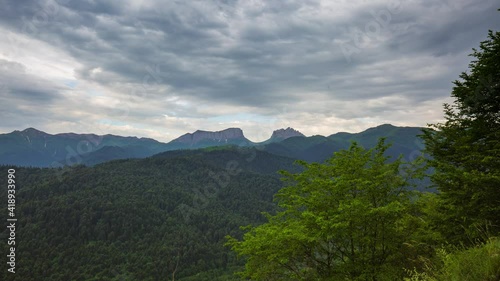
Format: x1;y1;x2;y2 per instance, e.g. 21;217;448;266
1;31;499;280
0;148;306;280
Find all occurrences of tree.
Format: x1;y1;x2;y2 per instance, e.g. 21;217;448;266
226;140;425;280
421;30;500;242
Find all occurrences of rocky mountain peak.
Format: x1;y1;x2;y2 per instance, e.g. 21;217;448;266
270;127;305;140
171;128;246;145
20;127;49;137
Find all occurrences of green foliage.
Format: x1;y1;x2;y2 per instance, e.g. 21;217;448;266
179;266;245;281
0;149;294;281
420;30;500;242
406;238;500;281
227;139;427;280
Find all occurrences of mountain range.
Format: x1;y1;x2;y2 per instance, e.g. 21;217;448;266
0;125;429;280
0;124;426;167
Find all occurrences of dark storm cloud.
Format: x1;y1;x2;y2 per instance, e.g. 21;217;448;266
0;0;337;106
0;59;63;102
0;0;499;139
386;1;499;57
0;58;69;131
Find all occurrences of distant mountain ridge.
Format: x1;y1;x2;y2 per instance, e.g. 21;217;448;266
0;128;168;167
0;124;425;167
261;124;425;163
269;127;305;141
169;128;251;148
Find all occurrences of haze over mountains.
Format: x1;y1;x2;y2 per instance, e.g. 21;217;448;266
0;124;425;167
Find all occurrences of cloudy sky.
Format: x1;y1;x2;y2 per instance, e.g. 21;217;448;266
0;0;498;142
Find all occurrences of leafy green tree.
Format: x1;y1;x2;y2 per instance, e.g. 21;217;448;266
421;30;500;242
227;140;425;280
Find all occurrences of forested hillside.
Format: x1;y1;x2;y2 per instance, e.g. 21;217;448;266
0;149;297;281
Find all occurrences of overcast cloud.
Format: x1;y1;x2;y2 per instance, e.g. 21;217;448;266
0;0;498;142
